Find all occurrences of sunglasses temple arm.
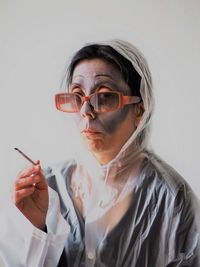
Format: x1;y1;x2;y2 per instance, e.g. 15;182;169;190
123;96;141;105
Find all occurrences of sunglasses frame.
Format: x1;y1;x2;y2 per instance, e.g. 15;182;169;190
55;91;141;113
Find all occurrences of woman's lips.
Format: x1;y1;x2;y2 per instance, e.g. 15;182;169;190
81;129;102;137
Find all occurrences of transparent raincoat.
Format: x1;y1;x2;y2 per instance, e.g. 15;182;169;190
46;40;200;266
0;40;199;267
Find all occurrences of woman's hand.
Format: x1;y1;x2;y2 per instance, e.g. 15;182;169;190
12;162;49;231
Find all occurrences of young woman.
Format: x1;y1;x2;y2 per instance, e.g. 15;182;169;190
0;40;199;266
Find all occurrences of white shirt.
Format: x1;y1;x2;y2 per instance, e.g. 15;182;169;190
0;187;68;267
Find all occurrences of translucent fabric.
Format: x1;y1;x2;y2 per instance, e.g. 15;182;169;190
45;149;200;267
50;39;200;266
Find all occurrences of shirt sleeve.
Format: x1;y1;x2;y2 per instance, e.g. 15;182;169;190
0;187;69;267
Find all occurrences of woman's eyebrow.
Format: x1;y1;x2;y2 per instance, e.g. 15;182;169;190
72;74;113;81
95;74;113;79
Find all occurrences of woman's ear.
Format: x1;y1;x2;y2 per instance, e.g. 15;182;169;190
134;103;145;128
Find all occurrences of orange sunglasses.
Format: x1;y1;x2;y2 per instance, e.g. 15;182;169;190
55;91;141;113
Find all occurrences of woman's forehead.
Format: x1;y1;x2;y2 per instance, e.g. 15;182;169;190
72;59;123;81
71;59;131;94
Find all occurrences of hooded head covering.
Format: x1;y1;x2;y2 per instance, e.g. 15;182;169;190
61;39;154;166
98;39;154;153
59;38;154;217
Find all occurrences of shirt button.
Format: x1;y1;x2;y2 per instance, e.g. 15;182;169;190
87;251;95;260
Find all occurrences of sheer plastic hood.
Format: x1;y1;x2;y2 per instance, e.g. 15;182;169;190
75;39;154;179
99;39;154;153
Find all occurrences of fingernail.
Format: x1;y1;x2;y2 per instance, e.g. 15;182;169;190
36;160;40;165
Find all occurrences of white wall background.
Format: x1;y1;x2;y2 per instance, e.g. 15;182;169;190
0;0;200;201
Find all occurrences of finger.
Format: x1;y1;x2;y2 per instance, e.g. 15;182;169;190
15;174;41;190
17;164;40;179
13;187;35;205
34;170;48;190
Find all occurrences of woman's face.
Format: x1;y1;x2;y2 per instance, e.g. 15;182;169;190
70;59;142;164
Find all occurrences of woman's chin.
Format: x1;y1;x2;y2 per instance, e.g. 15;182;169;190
82;137;105;153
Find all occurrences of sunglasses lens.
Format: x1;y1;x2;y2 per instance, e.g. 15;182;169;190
91;92;119;112
56;94;81;112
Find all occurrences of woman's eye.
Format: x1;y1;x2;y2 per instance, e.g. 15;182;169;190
72;89;84;96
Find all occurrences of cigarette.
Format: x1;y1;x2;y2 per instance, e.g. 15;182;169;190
14;148;37;165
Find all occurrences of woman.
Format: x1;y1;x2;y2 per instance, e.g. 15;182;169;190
0;40;199;267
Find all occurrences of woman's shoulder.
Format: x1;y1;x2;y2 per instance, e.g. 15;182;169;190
43;159;77;178
141;151;200;227
142;150;196;200
42;159;78;191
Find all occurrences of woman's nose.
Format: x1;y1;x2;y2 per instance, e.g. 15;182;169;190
79;101;96;119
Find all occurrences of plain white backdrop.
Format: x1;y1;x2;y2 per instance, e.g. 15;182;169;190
0;0;200;202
